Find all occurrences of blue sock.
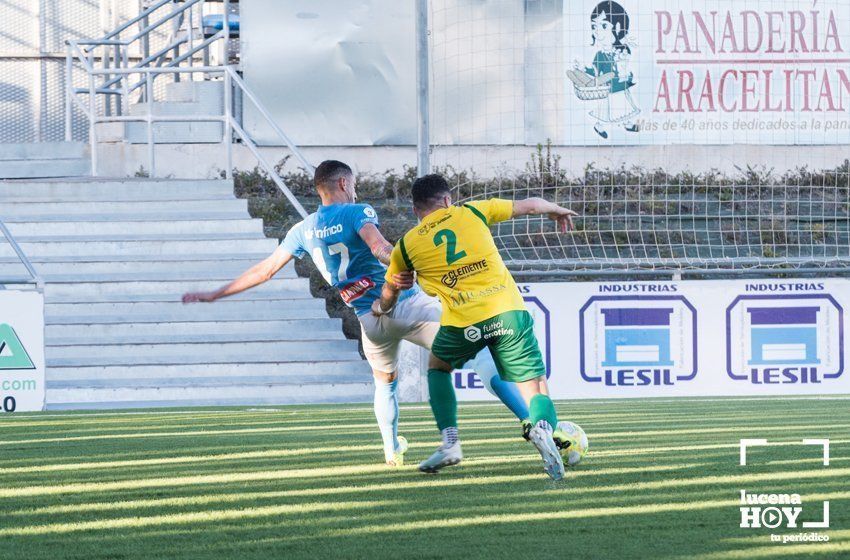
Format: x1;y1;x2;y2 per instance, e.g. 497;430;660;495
488;374;530;421
464;349;530;421
373;377;399;460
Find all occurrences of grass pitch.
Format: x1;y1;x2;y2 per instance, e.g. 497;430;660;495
0;397;847;559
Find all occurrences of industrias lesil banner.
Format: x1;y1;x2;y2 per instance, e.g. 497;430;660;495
454;279;850;400
0;290;45;412
564;1;850;144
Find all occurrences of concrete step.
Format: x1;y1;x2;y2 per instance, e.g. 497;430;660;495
0;259;297;279
47;339;362;366
94;122;125;142
5;219;263;237
2;252;272;264
0;211;251;223
46;318;344;340
129;99;222;117
0;179;234;201
45;381;373;410
1;199;247;216
0;142;86;160
47;360;372;384
0;158;90;179
125;122;224;144
125;100;224;144
46;299;328;323
43;277;307;298
45;288;311;304
48;329;348;345
1;237;278;257
13;232;265;243
22;269;299;283
47;376;369;389
164;80;224;103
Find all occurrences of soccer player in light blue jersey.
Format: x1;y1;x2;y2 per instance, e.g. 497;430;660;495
183;160;529;466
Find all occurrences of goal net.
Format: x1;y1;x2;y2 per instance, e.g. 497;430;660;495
426;0;850;275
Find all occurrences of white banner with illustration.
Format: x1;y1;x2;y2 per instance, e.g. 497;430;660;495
454;279;850;400
564;1;850;144
0;290;45;412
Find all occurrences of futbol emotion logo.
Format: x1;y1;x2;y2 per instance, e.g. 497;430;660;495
463;326;482;342
726;294;844;385
579;296;697;386
454;296;552;391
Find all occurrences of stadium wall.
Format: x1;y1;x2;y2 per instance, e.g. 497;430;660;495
98;142;850;178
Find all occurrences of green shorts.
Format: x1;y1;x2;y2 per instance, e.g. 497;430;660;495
431;310;545;383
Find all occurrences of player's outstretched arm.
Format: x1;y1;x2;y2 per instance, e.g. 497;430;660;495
512;197;578;233
182;245;293;303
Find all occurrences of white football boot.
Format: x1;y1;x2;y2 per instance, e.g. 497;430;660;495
528;424;566;481
418;442;463;473
386;435;409;467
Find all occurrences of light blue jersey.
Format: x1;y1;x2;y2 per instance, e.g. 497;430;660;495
281;203;418;315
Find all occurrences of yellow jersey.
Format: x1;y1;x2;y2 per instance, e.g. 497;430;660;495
386;198;526;327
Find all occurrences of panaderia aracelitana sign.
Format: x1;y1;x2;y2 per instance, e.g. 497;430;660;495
564;1;850;144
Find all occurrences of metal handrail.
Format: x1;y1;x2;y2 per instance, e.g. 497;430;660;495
0;220;44;291
227;68;313;173
65;0;312;221
103;0;175;40
126;0;207;45
68;0;224;99
71;65;311;219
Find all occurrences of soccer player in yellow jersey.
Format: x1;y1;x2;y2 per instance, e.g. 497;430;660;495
372;174;577;481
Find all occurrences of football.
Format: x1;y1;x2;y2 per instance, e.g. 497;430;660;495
555;421;589;467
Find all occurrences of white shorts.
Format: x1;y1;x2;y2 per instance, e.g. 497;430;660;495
358;291;441;373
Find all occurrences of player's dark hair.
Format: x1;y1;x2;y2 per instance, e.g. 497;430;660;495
314;160;353;191
411;174;451;210
591;1;630;54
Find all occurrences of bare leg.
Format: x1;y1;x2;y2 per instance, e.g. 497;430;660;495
514;375;550;404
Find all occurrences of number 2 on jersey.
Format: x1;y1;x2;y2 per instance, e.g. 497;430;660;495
433;229;467;265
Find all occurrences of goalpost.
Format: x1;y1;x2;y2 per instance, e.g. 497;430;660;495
420;0;850;277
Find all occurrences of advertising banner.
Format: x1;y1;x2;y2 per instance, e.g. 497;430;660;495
455;279;850;400
0;290;45;412
564;1;850;145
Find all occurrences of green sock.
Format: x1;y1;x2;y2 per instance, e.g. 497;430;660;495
529;394;558;429
427;369;457;432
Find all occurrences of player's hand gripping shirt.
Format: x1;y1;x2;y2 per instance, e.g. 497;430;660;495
386;199;526;327
282;203;418;315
